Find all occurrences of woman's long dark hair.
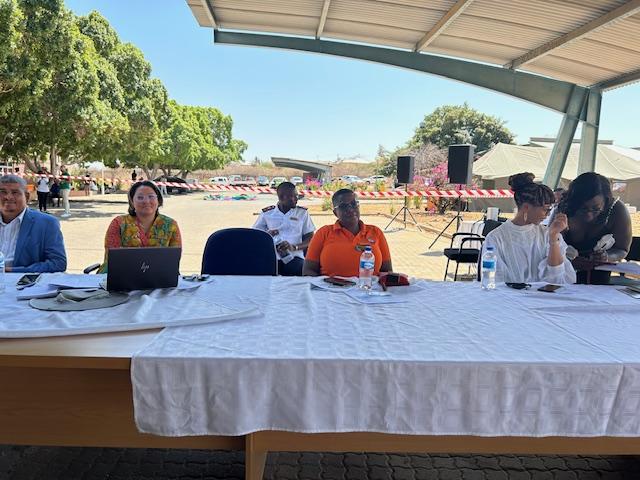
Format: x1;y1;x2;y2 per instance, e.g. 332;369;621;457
128;180;163;216
558;172;613;220
508;172;554;207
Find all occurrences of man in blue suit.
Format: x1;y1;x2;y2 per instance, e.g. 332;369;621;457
0;174;67;273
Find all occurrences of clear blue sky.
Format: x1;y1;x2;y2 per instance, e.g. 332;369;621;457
67;0;640;163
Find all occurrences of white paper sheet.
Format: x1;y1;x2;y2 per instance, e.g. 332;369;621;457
595;262;640;275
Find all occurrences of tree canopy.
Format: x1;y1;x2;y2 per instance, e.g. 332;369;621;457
410;103;514;153
0;1;245;177
376;103;514;179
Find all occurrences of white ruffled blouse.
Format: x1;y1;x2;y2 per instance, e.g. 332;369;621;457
482;220;576;284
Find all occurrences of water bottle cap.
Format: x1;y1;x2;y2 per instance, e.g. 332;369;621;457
486;246;495;251
364;246;372;251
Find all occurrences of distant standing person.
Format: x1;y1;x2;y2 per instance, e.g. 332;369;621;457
131;170;137;182
84;172;91;196
35;170;50;212
59;166;71;218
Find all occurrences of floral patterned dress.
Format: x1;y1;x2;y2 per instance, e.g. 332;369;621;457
99;214;182;273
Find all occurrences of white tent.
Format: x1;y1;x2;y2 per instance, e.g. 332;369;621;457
473;143;640;208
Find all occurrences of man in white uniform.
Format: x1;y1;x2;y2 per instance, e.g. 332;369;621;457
253;182;315;276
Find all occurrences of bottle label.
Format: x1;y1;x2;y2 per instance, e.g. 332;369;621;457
360;260;374;270
482;260;496;269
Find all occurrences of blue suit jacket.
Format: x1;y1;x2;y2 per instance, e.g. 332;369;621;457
12;208;67;273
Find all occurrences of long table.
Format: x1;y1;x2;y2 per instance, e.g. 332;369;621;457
2;275;640;480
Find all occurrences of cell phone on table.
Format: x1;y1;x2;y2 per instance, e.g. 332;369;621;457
506;282;530;290
537;284;562;293
16;273;42;289
323;277;356;287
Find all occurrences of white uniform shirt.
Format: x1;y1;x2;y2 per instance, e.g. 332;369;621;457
483;220;576;284
0;208;27;267
253;205;315;260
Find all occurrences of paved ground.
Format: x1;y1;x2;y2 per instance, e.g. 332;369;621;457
1;446;640;479
9;193;638;479
52;192;453;279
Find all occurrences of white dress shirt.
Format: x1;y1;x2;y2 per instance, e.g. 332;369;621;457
253;205;315;260
0;207;27;267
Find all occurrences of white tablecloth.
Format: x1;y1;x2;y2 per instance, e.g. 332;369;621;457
0;273;259;337
131;278;640;437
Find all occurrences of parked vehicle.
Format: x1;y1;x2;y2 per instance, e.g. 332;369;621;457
229;175;257;187
340;175;361;184
153;176;189;194
270;176;287;188
363;175;386;184
210;176;230;185
289;176;303;185
257;175;270;186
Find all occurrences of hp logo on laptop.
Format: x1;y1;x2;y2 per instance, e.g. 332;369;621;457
140;261;150;273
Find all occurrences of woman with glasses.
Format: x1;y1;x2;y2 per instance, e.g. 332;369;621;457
98;180;181;272
482;172;576;284
303;188;392;277
558;172;632;284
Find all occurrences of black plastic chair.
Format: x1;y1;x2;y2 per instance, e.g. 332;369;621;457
201;228;277;275
443;219;503;281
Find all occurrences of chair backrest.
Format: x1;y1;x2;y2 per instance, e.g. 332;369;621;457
482;219;504;237
626;236;640;262
201;228;277;275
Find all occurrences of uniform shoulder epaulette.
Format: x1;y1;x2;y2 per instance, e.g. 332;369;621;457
262;205;276;212
296;205;308;210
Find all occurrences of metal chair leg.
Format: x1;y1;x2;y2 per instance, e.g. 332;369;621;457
454;262;460;282
444;258;450;281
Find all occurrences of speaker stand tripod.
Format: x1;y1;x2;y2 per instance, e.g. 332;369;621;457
384;185;423;232
428;197;464;249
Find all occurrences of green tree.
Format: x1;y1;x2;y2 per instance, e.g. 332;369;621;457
410;103;514;153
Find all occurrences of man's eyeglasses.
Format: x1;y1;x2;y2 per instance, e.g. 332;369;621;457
335;200;359;211
134;194;158;202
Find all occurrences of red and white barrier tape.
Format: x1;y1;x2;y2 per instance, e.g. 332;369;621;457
19;173;513;198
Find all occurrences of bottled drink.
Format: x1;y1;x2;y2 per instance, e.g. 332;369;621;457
0;250;5;293
481;246;497;290
271;231;293;264
358;246;375;290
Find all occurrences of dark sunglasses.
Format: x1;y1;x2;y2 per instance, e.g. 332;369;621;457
335;200;359;211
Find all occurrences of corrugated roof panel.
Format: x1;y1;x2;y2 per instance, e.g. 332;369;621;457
462;0;626;31
215;9;318;36
442;15;560;51
526;54;620;85
323;19;421;49
429;35;527;65
213;0;322;17
187;0;640;87
327;0;446;32
552;39;640;74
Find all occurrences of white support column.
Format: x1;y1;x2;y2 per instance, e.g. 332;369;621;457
578;89;602;175
543;86;589;188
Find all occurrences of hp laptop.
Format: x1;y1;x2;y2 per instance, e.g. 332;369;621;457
106;247;181;292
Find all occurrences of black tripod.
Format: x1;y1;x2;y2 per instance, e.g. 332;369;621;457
384;185;423;232
428;197;464;249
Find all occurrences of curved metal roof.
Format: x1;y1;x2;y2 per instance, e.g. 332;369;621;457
187;0;640;89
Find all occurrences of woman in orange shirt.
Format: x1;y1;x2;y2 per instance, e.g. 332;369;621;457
303;189;392;277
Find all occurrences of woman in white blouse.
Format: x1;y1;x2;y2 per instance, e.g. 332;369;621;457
483;172;576;285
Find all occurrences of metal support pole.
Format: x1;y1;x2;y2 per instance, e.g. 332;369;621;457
578;88;602;174
542;86;588;188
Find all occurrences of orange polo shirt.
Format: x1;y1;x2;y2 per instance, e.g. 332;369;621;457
306;221;391;277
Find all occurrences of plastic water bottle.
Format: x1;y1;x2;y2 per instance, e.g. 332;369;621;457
481;246;497;290
0;251;5;293
358;246;375;290
272;232;294;264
